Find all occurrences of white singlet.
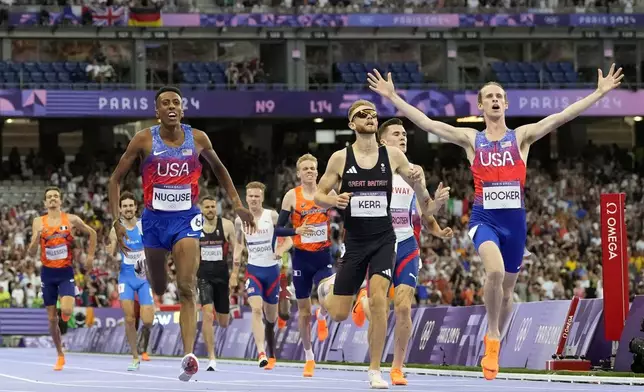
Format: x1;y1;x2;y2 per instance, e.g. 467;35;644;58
390;173;415;243
242;209;278;267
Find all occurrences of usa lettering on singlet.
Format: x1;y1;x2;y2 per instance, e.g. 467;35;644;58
471;131;526;210
141;124;202;212
121;221;145;267
243;209;276;267
390;173;415;243
339;145;393;237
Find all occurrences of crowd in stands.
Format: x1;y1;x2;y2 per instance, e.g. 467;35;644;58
2;139;643;311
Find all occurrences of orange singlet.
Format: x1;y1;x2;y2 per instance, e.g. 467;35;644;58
291;186;331;252
40;213;74;268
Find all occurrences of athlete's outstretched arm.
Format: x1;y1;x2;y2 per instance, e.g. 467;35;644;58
222;218;236;256
68;214;97;268
27;217;42;257
194;130;255;229
314;151;347;209
231;218;246;288
519;64;623;145
388;147;450;217
368;70;475;148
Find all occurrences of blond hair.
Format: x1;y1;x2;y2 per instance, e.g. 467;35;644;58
296;153;317;169
477;82;507;104
246;181;266;192
347;100;376;120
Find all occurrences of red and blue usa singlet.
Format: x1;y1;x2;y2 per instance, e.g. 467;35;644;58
471;130;526;210
468;129;528;273
141;124;202;212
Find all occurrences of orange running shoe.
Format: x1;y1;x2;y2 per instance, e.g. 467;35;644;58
390;368;407;386
481;335;500;380
351;288;368;327
141;352;150;361
53;355;65;371
264;357;276;370
303;360;315;377
278;318;287;329
316;308;328;341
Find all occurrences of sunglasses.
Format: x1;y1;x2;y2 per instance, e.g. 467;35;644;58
351;109;377;121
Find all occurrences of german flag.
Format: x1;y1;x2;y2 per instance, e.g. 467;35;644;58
128;7;162;27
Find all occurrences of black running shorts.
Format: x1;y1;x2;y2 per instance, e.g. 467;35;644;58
197;262;230;314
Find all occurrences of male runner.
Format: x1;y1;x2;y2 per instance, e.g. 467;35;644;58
231;181;290;370
276;153;334;378
367;65;623;380
27;187;97;371
197;195;235;371
351;118;454;386
108;86;255;381
107;192;154;371
314;100;450;388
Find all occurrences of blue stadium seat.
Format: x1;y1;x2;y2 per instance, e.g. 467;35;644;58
491;62;507;73
196;72;210;84
495;72;511;84
364;62;378;73
518;62;534;73
181;73;197;84
204;62;220;74
404;62;419;73
52;62;65;73
9;62;22;73
211;73;226;84
505;62;521;73
44;72;58;84
354;73;367;83
565;72;578;83
390;62;405;73
177;62;192;74
510;72;525;83
64;62;78;73
0;62;7;73
57;72;71;83
551;72;566;85
349;62;365;73
191;62;206;73
546;62;561;73
410;73;424;83
396;73;411;84
560;62;575;73
38;62;53;73
531;62;544;73
524;73;539;84
23;62;38;73
341;73;357;83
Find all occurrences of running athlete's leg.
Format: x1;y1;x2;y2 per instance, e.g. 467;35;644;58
45;306;64;355
172;237;200;356
479;242;504;339
136;281;155;357
499;272;519;335
248;296;267;358
198;279;217;361
144;248;170;296
262;265;280;363
59;295;74;323
292;249;315;353
297;298;313;351
366;234;396;372
392;285;414;370
121;300;140;360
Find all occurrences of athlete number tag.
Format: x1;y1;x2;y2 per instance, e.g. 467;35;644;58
482;181;522;210
391;208;410;229
201;245;223;261
123;250;145;265
45;244;68;260
350;191;388;218
152;184;192;211
301;223;328;244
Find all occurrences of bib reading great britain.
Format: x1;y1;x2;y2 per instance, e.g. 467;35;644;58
468;130;527;273
140;124;204;251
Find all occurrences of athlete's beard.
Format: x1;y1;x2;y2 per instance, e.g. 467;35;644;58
355;126;377;134
205;213;217;222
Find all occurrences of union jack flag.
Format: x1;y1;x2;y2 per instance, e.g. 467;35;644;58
91;6;126;27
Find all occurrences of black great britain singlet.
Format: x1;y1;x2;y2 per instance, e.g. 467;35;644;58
197;217;229;280
339;145;393;239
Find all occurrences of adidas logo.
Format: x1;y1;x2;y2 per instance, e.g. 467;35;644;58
346;166;358;174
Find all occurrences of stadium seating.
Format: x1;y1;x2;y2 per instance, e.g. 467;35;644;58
0;61;131;90
490;61;583;88
333;61;428;90
173;62;286;91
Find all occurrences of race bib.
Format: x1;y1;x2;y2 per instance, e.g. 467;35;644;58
350;191;388;218
152;185;192;211
482;181;522;210
45;244;68;261
123;250;145;265
391;208;410;229
301;223;328;244
247;240;273;261
201;245;223;261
